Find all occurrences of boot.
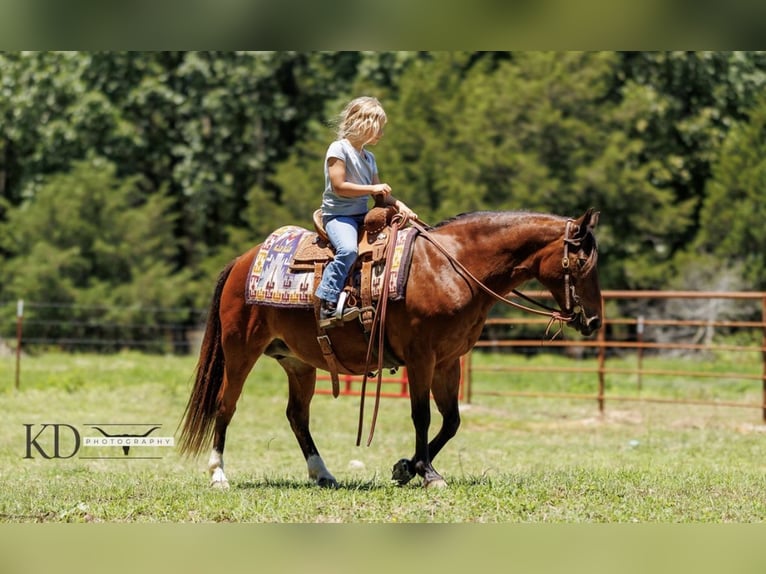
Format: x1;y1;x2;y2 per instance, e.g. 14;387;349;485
318;299;360;328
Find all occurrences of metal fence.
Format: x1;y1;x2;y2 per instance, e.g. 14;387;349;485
464;290;766;421
5;292;766;423
3;300;204;351
2;300;206;389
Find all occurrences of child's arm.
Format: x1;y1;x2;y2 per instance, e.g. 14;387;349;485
328;158;390;199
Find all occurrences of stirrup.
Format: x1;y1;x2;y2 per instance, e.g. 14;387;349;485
335;292;360;323
319;293;360;328
320;307;359;328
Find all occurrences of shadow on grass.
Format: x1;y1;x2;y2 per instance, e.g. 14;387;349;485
233;474;494;491
233;477;390;491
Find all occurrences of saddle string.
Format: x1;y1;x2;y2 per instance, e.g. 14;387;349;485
356;213;405;447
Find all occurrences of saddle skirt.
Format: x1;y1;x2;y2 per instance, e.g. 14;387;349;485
245;224;418;308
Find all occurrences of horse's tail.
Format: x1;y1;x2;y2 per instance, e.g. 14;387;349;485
177;259;236;457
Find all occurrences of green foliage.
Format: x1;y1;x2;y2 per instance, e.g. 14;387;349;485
0;158;188;348
3;51;766;318
694;94;766;288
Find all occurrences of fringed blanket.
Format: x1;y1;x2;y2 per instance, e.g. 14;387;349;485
245;225;417;307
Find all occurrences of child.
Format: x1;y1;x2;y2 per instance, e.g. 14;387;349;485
315;96;416;328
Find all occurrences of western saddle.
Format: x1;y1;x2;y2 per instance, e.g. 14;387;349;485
290;202;399;333
288;201;402;398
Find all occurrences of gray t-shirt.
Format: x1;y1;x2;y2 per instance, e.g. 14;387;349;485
321;138;378;216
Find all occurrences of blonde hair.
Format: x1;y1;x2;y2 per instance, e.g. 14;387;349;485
335;96;387;144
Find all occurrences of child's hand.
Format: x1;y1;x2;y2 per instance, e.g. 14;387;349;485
371;183;392;199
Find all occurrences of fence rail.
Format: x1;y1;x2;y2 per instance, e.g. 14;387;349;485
1;300;206;389
4;292;766;424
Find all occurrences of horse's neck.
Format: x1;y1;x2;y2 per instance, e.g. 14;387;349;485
436;212;561;287
408;213;562;318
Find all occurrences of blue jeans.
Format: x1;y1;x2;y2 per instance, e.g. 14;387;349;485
315;214;365;303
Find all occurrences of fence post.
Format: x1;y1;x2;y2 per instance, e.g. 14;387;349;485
597;295;606;414
636;315;645;391
344;374;353;394
762;297;766;423
15;299;23;390
464;351;473;404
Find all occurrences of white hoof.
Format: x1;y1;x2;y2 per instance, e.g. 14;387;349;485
425;478;448;489
210;467;230;489
307;454;337;488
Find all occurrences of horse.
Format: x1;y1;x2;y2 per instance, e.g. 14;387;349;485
178;208;602;489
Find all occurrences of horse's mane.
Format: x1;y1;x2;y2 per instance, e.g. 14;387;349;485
430;210;566;229
428;211;597;270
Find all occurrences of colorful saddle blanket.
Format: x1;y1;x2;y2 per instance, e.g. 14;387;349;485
245;225;417;307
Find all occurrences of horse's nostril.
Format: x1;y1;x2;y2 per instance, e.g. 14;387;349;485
587;317;602;331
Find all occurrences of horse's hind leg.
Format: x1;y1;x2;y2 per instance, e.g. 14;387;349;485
279;357;338;488
208;338;264;489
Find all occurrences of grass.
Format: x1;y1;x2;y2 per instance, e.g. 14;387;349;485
1;351;766;522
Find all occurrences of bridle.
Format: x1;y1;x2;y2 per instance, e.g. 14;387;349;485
561;219;585;319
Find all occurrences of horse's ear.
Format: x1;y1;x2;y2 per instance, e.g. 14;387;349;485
587;209;599;230
576;208;599;236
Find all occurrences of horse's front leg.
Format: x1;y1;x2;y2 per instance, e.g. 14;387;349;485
281;357;338;488
392;360;447;489
423;359;462;462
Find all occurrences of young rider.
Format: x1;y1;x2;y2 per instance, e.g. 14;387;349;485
315;96;416;328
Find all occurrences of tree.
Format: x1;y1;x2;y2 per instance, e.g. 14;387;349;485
693;94;766;288
0;158;188;347
615;52;766;250
5;51;766;332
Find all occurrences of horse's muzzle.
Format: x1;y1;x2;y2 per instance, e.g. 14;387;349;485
574;313;601;336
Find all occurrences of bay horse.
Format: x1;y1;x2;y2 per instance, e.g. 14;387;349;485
178;209;602;488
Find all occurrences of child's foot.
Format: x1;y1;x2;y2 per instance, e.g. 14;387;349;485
319;299;360;328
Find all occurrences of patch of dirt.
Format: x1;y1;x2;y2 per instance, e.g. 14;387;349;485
735;423;766;435
535;409;644;430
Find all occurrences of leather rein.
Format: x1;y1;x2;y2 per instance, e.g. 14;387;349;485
410;217;585;326
356;215;586;446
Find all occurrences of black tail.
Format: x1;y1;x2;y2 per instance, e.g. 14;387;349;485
177;260;236;457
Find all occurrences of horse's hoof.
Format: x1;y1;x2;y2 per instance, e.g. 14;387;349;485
391;458;415;486
209;467;230;489
424;478;448;489
317;476;339;489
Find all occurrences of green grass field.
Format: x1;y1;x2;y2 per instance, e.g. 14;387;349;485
1;351;765;523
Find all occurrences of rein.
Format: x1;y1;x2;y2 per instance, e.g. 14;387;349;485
356;214;582;446
409;218;577;324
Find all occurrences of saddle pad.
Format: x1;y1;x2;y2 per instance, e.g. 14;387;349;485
245;225;418;308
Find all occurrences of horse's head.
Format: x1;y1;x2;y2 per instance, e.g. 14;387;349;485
539;209;602;336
